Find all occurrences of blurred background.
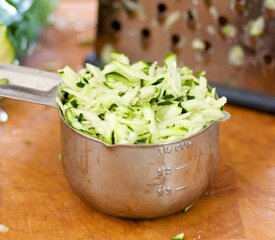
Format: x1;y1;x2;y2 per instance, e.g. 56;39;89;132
0;0;98;69
96;0;275;95
0;0;275;109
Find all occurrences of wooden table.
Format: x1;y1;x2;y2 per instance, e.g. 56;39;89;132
1;1;275;239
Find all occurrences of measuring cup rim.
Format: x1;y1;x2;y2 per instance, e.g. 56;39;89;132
59;110;230;148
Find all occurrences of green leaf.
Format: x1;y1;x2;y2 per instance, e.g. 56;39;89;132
2;0;58;58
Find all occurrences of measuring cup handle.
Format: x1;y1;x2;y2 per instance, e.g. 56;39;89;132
0;64;62;108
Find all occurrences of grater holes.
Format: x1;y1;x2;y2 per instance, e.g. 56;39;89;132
204;40;212;52
141;28;151;38
171;34;183;50
171;34;180;45
157;3;167;13
141;28;151;48
234;0;245;14
186;9;198;30
187;10;196;21
218;16;228;27
204;0;212;7
110;20;122;32
263;55;273;65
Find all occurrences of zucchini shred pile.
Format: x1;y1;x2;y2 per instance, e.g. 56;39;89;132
57;53;226;145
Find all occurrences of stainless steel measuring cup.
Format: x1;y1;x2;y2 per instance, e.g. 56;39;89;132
0;64;229;219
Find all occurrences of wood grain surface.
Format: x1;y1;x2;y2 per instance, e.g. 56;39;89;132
1;1;275;239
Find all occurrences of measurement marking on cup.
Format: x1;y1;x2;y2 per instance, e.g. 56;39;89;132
157;140;192;156
157;164;188;176
175;185;189;191
157;166;172;176
175;140;192;152
158;185;189;197
157;145;172;155
175;164;189;171
158;187;172;197
155;163;190;197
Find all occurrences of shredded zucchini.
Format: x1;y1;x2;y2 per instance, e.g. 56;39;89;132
57;53;227;145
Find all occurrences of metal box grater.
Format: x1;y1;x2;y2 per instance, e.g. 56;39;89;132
96;0;275;95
